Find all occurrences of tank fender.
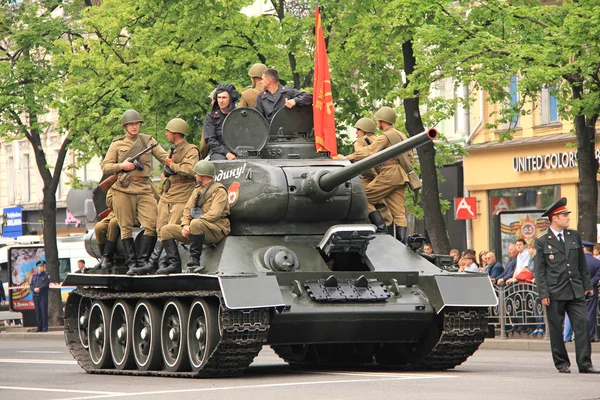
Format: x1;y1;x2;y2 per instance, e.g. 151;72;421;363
219;275;286;312
420;274;498;314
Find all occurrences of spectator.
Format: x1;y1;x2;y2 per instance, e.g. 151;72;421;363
478;250;488;273
461;254;479;272
514;238;531;276
485;252;504;279
76;260;85;273
450;249;460;269
495;243;518;285
594;244;600;259
423;243;433;255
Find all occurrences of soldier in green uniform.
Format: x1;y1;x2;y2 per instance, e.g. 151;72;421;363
239;63;267;108
88;189;120;273
101;110;169;272
159;160;230;274
128;118;200;275
346;107;414;242
353;118;393;232
534;197;599;374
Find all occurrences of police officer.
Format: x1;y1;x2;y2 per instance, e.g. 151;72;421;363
239;63;268;108
255;68;313;122
159;160;230;274
204;84;239;161
534;197;599;374
128;118;200;275
347;107;414;241
101;110;169;272
30;260;50;332
353;118;393;232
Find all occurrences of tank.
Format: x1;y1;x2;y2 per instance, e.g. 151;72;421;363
62;106;497;377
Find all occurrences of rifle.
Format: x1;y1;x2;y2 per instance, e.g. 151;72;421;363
97;142;158;193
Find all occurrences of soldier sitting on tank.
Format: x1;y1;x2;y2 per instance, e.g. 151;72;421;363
128;118;200;275
87;189;120;273
239;63;268;108
204;83;239;161
346;107;414;242
158;160;231;274
255;68;313;122
353;117;395;235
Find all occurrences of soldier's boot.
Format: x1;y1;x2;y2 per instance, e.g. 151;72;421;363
186;234;205;273
156;239;181;275
157;249;168;271
368;211;387;233
135;235;156;269
386;224;395;236
100;240;117;272
395;226;408;243
91;243;105;270
127;241;163;275
120;238;138;274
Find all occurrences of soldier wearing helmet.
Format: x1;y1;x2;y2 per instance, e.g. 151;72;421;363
239;63;267;108
128;118;200;275
256;68;313;122
204;83;240;161
159;160;231;274
101;109;169;273
353;118;394;232
346;107;414;242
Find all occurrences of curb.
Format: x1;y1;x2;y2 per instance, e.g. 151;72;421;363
481;338;600;352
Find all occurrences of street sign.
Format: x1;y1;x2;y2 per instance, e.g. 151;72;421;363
455;197;477;220
490;197;510;215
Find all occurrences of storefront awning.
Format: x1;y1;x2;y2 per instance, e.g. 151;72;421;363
465;132;575;151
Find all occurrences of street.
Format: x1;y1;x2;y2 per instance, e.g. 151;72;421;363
0;338;598;400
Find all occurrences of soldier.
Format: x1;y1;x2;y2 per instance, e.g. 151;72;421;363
128;118;200;275
534;198;599;374
346;107;413;242
255;68;313;122
101;109;169;272
159;160;230;274
353;118;393;232
204;83;239;161
239;63;267;108
88;189;120;273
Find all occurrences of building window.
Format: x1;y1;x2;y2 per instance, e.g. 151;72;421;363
549;90;558;122
7;156;15;204
21;154;30;203
540;86;560;125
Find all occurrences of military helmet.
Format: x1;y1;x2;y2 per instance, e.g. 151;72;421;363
121;109;143;126
165;118;189;135
248;63;268;78
374;106;397;125
354;118;377;134
193;160;215;178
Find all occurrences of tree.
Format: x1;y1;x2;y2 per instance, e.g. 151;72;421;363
419;0;600;240
0;0;86;326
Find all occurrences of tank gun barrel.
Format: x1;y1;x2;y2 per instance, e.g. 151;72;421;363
319;128;438;192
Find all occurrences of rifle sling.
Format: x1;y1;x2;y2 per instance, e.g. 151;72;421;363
118;135;149;163
193;182;222;211
382;130;413;173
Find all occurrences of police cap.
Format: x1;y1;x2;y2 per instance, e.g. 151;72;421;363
582;240;596;247
541;197;571;218
36;260;47;267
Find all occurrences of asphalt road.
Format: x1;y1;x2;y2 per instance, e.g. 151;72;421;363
0;339;599;400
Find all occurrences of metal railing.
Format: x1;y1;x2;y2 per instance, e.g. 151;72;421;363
488;282;599;339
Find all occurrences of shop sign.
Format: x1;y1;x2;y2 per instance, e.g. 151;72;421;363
455;197;477;220
513;149;600;172
490;197;510;215
2;206;23;238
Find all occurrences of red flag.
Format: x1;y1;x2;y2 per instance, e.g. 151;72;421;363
313;6;337;156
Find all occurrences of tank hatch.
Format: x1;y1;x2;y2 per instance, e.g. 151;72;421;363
268;106;314;139
222;107;269;158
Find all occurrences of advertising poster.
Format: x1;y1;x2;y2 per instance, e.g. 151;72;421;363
9;246;45;311
494;210;550;264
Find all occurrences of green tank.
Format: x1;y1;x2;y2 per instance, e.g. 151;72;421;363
63;107;497;377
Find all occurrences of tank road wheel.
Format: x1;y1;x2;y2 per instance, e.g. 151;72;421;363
187;298;220;372
132;300;163;371
270;344;316;365
88;300;113;369
110;300;135;370
78;297;92;349
161;299;191;372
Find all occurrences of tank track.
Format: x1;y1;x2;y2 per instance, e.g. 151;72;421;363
411;307;489;370
272;307;488;370
64;288;270;377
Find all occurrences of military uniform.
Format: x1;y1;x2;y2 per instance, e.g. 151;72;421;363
347;126;412;228
161;181;230;245
30;262;50;332
158;140;200;235
353;135;393;227
239;82;263;108
534;197;597;373
255;84;313;121
101;132;168;238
